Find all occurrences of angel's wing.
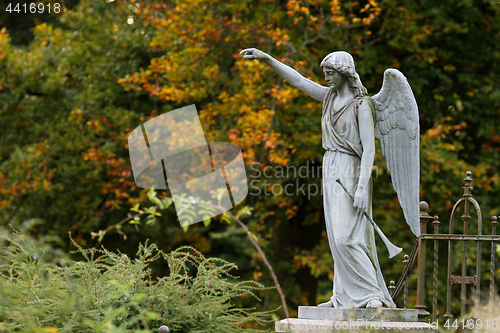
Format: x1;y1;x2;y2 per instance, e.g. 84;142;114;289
372;69;420;237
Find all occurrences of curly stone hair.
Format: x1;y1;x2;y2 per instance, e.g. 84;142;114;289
320;51;368;98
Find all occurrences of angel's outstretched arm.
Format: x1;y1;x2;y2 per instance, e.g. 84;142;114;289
353;99;375;213
240;48;328;102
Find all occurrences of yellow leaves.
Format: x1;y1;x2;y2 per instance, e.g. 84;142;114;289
268;147;289;166
271;85;300;105
327;0;381;28
218;91;230;104
253;271;263;280
359;0;381;16
265;140;275;149
329;0;340;14
121;45;217;102
443;64;456;72
293;16;303;25
353;33;362;45
202;64;220;81
331;16;347;23
270;28;291;47
422;25;433;36
86;119;104;133
83;148;102;162
286;0;321;26
286;0;300;16
299;6;310;15
359;3;370;13
0;26;8;38
68;108;83;123
423;118;467;154
361;16;374;25
236;59;267;87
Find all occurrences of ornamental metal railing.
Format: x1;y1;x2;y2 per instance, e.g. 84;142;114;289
389;171;500;324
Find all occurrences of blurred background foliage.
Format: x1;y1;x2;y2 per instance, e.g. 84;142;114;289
1;0;500;329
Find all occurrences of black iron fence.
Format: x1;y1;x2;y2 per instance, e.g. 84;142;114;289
389;171;500;323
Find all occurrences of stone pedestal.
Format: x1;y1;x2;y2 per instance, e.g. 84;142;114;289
275;307;438;332
298;306;418;322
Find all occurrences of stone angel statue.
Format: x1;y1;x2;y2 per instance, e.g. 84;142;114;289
240;48;420;309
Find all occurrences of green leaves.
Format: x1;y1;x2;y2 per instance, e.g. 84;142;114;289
0;229;273;332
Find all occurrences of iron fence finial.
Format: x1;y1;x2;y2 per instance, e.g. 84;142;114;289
463;171;473;197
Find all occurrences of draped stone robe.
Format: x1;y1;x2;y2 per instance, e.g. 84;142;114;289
321;88;395;308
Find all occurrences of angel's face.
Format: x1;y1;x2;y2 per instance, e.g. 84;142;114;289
323;68;345;89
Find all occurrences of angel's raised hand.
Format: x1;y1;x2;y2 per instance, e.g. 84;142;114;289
239;48;270;60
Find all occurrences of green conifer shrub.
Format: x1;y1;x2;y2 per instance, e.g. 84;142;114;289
0;228;274;332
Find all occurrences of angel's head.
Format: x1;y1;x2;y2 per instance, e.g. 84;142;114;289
320;51;367;98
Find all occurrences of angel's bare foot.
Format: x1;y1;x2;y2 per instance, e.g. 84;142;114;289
318;300;334;307
366;299;383;308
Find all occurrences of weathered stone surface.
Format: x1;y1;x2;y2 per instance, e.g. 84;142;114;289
275;318;438;333
298;306;418;322
240;47;420;308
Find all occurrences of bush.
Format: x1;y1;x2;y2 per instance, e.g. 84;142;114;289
0;228;274;332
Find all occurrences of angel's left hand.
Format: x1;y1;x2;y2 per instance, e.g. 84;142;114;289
353;185;368;214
